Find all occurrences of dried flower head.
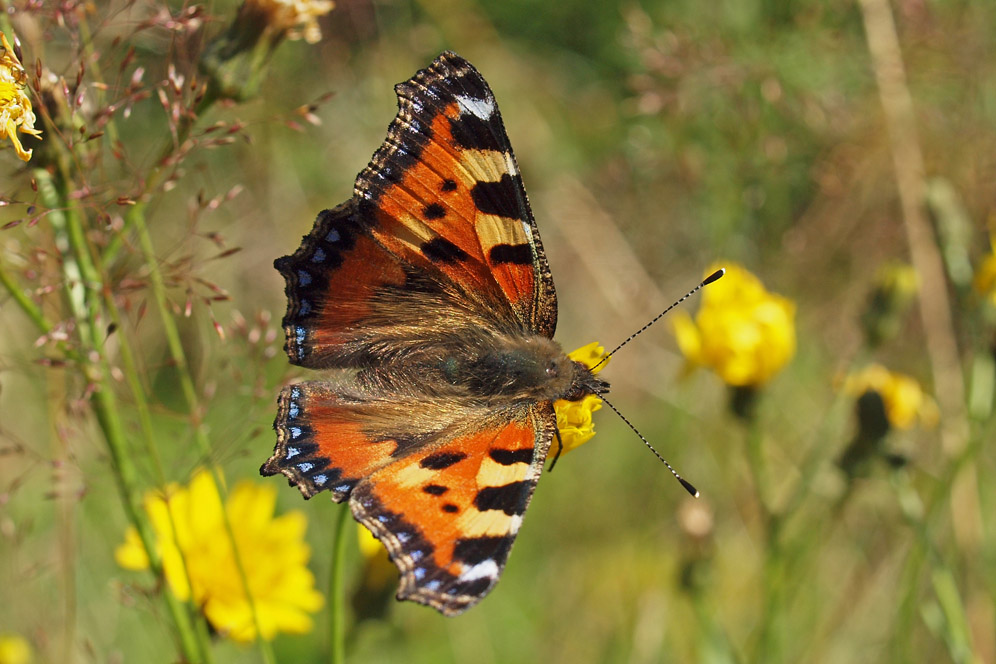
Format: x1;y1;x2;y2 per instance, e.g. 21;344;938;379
115;469;323;642
246;0;335;43
0;32;42;161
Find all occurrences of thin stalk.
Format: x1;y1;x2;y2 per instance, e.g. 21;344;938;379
101;88;219;266
857;0;967;453
130;207;274;663
0;262;51;332
73;19;266;653
894;425;988;659
38;167;205;663
329;506;350;664
742;413;782;663
97;263;219;664
76;16;120;148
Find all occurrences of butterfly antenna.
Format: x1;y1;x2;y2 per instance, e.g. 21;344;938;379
592;268;725;372
601;396;699;498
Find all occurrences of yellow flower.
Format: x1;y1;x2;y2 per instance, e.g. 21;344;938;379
861;262;919;347
355;523;396;590
116;469;323;642
351;523;398;619
973;236;996;306
840;364;939;430
0;634;31;664
673;262;795;387
553;342;609;455
0;33;42;161
246;0;335;43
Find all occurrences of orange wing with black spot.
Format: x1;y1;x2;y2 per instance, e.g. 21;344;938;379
352;405;556;616
354;52;556;338
274;52;556;367
265;52;563;616
264;379;556;615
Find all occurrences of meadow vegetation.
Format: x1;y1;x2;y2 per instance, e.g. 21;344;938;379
1;1;995;662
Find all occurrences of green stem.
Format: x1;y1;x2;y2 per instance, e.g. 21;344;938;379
101;87;219;266
739;403;783;662
129;204;272;663
37;168;205;663
96;270;219;664
82;23;268;654
0;261;51;333
329;506;350;664
893;426;987;659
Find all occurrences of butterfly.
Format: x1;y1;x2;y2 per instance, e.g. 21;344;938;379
261;51;609;616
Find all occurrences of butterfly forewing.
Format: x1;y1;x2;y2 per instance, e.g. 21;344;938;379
273;201;407;368
355;52;557;337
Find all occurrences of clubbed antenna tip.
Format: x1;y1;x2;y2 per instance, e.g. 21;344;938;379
602;397;700;497
679;478;699;498
597;266;728;365
703;268;725;286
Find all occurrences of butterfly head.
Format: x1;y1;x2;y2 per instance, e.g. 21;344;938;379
561;359;610;402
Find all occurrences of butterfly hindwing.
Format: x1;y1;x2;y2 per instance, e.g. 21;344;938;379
263;381;399;500
351;403;557;616
265;379;558;615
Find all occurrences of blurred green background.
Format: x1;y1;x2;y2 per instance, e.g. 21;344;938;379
1;0;995;662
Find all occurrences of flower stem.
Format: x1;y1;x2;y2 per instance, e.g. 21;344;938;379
127;204;273;661
329;506;350;664
0;261;51;333
857;0;966;453
742;412;781;662
36;167;206;663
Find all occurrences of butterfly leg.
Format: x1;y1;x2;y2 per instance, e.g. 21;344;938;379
547;427;564;472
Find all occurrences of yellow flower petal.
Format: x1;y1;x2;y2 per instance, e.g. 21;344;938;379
673;262;795;387
567;341;610;373
840;364;938;430
0;634;32;664
114;527;151;570
552;342;607;456
116;469;323;642
0;32;42;161
555;393;603;453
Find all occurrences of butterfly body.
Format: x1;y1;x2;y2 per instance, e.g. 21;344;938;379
263;52;607;615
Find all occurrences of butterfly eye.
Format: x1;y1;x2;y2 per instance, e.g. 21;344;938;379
546;360;559;378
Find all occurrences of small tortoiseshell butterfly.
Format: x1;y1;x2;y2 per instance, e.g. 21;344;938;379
262;52;609;616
